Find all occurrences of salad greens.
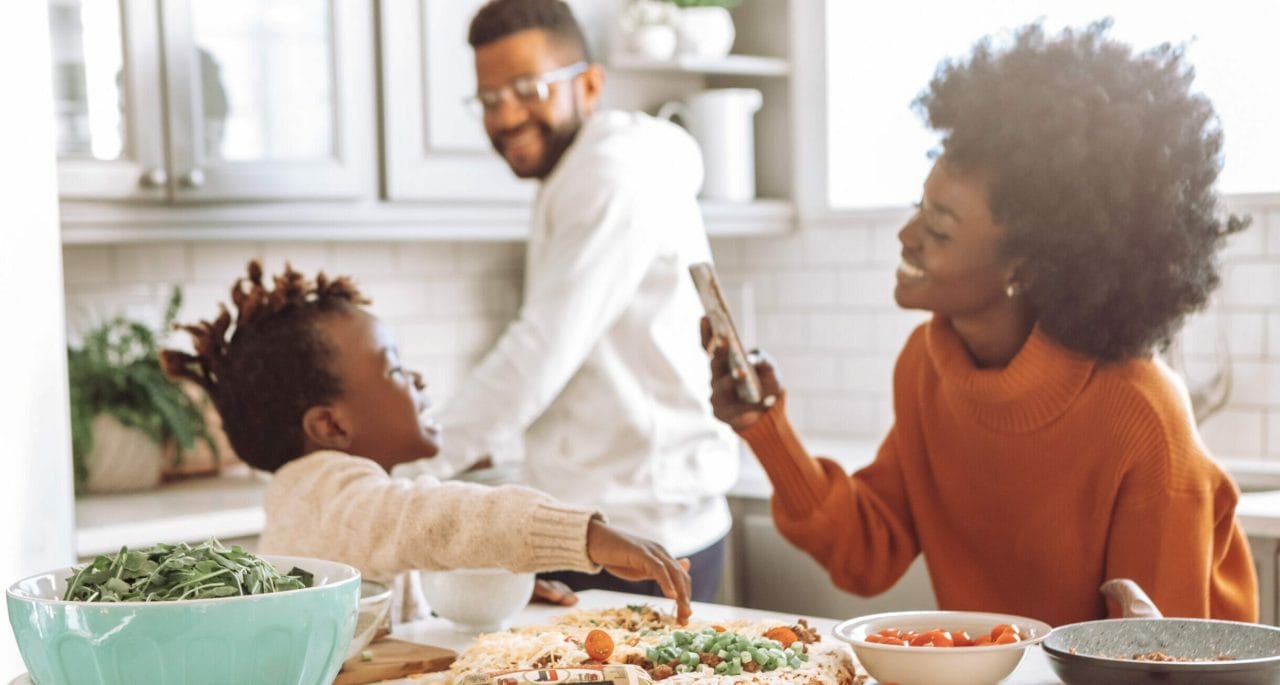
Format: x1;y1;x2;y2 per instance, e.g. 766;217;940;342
63;539;313;602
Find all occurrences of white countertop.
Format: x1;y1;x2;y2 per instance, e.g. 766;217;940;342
372;589;1063;685
74;466;267;557
1236;490;1280;539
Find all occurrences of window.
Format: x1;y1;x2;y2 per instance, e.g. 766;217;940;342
826;0;1280;209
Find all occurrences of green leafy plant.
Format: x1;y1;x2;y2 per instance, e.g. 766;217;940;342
67;287;215;492
63;539;312;602
664;0;741;8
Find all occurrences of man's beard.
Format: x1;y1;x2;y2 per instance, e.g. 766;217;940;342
491;115;582;179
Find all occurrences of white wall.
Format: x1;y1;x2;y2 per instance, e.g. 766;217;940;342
62;197;1280;482
0;2;77;680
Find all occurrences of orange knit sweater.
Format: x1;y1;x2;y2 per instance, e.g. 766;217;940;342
740;317;1257;626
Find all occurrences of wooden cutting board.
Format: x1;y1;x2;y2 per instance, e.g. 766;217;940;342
333;638;457;685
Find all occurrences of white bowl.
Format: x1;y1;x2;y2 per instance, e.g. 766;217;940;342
420;568;534;633
833;610;1052;685
347;579;393;659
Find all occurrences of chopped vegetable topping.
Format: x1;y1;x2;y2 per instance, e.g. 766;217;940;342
585;629;615;661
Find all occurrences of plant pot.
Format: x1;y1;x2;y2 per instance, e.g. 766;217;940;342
626;24;678;60
83;414;164;494
674;6;735;59
161;381;240;480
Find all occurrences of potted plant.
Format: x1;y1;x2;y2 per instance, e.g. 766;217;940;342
67;287;216;494
618;0;680;61
663;0;741;58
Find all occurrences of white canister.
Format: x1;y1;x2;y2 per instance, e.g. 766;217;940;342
658;88;763;202
674;6;735;59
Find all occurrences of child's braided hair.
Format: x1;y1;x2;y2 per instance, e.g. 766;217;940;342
160;260;369;471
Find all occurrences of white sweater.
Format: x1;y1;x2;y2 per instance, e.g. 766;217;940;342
258;450;601;621
405;111;738;557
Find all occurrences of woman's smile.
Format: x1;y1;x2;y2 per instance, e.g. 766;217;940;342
896;258;926;282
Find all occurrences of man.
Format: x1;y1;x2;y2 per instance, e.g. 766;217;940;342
404;0;738;602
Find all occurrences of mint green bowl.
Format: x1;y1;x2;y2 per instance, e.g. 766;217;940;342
6;555;359;685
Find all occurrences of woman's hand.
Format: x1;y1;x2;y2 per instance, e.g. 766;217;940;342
585;518;693;624
700;317;784;432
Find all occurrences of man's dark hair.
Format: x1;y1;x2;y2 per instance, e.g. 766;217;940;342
914;20;1248;362
468;0;591;61
160;261;368;472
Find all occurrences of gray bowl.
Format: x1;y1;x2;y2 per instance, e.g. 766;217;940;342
1043;618;1280;684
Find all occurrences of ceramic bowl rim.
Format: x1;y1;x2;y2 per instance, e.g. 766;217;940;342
359;578;392;606
6;554;360;608
425;567;532;577
834;610;1053;654
1043;617;1280;669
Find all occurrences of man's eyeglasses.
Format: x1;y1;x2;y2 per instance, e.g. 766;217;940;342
464;62;589;117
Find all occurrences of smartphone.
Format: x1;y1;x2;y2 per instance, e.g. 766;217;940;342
688;262;763;403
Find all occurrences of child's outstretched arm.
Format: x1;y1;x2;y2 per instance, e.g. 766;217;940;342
585;518;693;624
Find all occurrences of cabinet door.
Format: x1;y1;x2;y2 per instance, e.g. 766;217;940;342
380;0;533;202
732;500;937;618
160;0;375;201
49;0;167;201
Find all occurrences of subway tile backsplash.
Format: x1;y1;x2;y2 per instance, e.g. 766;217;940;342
61;200;1280;473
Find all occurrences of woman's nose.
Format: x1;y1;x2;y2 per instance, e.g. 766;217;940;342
898;215;922;249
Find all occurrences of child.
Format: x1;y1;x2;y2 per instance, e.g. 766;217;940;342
161;261;692;623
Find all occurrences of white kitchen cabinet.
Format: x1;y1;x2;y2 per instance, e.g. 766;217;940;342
49;0;375;203
379;0;534;203
52;0;817;240
377;0;803;233
727;496;937;618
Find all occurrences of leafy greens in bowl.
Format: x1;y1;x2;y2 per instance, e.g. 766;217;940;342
64;539;313;602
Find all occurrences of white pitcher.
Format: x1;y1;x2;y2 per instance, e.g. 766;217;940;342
658;88;763;202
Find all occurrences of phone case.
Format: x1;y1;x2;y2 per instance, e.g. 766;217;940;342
688;262;763;403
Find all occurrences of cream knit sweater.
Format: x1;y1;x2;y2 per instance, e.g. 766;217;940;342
258;450;602;621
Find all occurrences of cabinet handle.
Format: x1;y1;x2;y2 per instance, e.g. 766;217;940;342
138;168;168;188
179;169;206;189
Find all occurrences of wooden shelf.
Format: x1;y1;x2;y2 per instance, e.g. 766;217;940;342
608;53;789;77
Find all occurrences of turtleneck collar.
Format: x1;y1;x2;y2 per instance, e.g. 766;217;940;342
925;315;1095;433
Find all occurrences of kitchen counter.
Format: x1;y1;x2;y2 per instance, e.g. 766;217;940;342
74;465;266;557
71;438;1280;557
372;589;1063;684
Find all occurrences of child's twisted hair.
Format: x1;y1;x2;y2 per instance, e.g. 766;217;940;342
160;260;369;471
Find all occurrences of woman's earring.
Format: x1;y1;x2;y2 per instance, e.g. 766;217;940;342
1005;283;1019;298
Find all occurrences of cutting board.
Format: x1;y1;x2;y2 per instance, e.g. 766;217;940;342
333;638;457;685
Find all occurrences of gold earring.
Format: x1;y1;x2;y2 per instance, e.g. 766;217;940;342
1005;283;1018;298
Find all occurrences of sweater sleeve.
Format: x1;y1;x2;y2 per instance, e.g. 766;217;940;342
259;451;602;581
739;397;920;596
1101;445;1258;621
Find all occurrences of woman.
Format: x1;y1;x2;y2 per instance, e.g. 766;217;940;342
704;21;1256;626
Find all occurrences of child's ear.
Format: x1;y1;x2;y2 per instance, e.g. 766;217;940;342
301;405;353;452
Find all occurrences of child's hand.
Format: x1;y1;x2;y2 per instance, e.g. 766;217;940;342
531;578;579;606
586;519;693;624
